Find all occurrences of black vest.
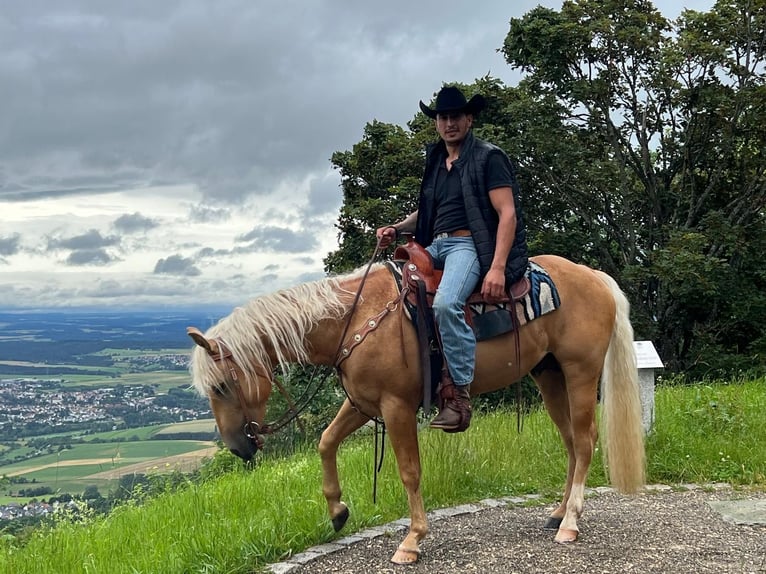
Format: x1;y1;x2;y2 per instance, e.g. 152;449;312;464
415;131;529;284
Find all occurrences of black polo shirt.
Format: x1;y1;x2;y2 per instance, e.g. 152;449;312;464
432;151;514;237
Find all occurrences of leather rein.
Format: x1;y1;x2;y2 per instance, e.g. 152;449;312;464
205;337;329;451
205;231;400;453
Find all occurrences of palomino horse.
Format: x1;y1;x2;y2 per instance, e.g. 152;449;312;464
188;254;645;564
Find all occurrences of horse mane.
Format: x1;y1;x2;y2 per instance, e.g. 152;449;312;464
190;264;383;395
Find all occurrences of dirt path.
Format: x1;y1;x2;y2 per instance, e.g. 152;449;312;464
273;486;766;574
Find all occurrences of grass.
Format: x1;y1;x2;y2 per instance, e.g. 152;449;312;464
0;379;763;573
647;380;766;484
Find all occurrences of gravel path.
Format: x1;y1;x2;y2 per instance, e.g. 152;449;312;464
270;485;765;574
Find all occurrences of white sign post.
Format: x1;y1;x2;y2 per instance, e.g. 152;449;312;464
633;341;663;433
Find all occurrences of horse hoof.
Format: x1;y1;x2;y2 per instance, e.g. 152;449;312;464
331;503;349;532
391;545;421;565
554;528;579;543
544;516;563;530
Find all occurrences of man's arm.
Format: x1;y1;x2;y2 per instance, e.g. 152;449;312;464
482;187;516;301
376;210;418;247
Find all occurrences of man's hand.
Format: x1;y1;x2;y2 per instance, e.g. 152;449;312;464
481;267;506;302
375;226;397;248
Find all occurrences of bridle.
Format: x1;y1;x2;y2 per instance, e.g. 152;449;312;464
204;337;323;452
201;231;396;457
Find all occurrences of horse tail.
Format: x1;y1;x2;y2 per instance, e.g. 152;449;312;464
594;270;646;493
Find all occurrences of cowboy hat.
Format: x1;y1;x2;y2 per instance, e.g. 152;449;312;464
419;86;487;119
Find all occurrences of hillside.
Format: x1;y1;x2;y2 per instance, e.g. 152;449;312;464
0;309;229;502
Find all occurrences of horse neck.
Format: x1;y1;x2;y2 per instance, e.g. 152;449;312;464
304;318;347;366
301;265;395;366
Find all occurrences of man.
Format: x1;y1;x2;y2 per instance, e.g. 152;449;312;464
376;85;528;432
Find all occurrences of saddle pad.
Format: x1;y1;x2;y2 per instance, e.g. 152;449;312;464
385;260;561;341
469;261;560;340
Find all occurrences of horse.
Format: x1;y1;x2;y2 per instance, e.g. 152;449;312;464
187;253;646;565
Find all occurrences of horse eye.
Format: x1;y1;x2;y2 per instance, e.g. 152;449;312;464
212;383;228;397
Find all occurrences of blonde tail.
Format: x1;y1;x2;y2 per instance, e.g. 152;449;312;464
595;270;646;493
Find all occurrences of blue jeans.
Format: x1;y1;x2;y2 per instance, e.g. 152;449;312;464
425;237;481;386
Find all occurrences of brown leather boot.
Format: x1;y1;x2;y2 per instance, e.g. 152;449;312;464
430;383;472;433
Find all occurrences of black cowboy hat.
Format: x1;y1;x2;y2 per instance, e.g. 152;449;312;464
419;86;487;119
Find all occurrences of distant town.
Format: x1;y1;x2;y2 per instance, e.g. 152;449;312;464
0;367;209;439
0;310;225;525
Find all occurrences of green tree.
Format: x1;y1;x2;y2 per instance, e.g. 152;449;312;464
325;0;766;377
324;120;425;273
502;0;766;374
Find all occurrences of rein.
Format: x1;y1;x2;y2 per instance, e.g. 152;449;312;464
207;338;332;450
204;232;398;501
331;229;402;502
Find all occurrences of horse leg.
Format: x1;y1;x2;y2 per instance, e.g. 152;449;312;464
554;373;599;543
533;370;574;531
318;398;369;532
381;400;427;565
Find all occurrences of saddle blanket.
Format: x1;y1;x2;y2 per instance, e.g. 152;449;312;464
386;259;561;341
469;261;560;340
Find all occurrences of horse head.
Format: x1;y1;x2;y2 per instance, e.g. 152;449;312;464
187;326;272;461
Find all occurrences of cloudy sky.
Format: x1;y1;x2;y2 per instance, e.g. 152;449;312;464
0;0;711;309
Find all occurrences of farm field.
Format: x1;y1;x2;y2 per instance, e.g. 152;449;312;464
0;310;223;503
16;371;193;391
117;371;191;392
65;419;217;442
0;437;218;502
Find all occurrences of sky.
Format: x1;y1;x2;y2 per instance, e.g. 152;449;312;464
0;0;713;310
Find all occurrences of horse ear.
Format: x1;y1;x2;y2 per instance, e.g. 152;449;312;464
187;326;218;355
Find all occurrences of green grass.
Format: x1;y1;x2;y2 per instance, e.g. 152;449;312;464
0;380;763;573
647;380;766;484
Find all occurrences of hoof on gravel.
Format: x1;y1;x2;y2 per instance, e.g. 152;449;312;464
544;516;563;530
331;503;349;532
554;528;579;543
391;545;421;565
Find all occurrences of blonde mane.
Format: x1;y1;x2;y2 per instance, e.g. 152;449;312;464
189;264;382;395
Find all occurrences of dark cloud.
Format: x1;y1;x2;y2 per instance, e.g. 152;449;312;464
189;204;231;223
0;1;523;205
154;254;201;276
65;248;117;266
113;212;159;234
196;247;221;258
305;177;342;216
236;226;319;253
0;234;21;256
48;229;120;251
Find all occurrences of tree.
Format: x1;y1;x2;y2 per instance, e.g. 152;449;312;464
325;0;766;377
501;0;766;374
82;485;102;500
324;120;425;273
